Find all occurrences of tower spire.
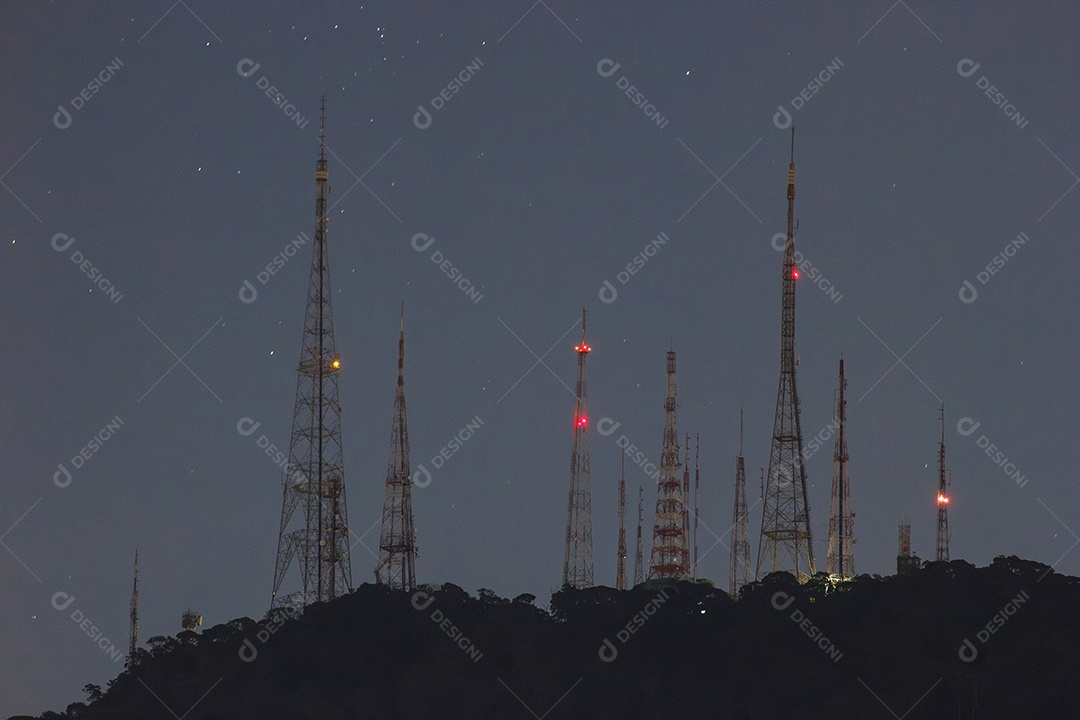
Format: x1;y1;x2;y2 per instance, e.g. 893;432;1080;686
562;308;593;588
730;410;751;597
271;100;352;609
826;358;854;579
649;349;689;579
757;128;816;582
375;304;418;590
936;403;951;561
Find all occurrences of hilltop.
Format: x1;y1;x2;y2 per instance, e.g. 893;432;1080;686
19;556;1077;719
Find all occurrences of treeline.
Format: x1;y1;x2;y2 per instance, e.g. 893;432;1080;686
19;556;1079;719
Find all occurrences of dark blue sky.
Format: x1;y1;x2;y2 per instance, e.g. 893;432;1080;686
2;1;1078;714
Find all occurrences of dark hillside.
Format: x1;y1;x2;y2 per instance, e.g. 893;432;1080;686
22;557;1076;720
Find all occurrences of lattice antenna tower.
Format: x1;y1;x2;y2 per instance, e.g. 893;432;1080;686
682;434;692;575
729;411;752;597
649;349;688;579
936;403;951;562
693;434;700;579
562;308;594;588
128;550;138;659
757;128;816;582
682;436;691;578
634;486;645;585
375;304;418;590
616;453;628;590
271;97;352;609
826;358;855;579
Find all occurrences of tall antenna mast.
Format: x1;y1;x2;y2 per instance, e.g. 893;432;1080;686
936;403;951;561
562;308;594;588
634;486;645;585
271;96;352;609
757;127;816;582
693;434;700;579
730;411;751;597
128;550;138;659
682;434;692;576
375;304;418;590
616;453;628;590
649;349;689;579
826;358;854;579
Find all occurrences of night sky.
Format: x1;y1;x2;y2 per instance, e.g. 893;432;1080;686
3;1;1079;714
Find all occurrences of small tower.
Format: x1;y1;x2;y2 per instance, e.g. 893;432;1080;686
271;97;352;609
634;486;645;586
181;609;202;633
757;128;815;582
562;309;593;588
936;404;951;562
729;411;751;597
128;550;139;659
649;349;689;580
375;304;418;591
616;454;628;591
897;519;921;574
826;358;854;579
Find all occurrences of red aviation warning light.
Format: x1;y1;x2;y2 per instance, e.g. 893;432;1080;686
575;342;591;354
937;493;950;505
576;415;588;428
792;268;800;280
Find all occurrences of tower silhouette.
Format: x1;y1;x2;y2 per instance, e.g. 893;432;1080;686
757;129;815;582
375;305;417;591
562;309;593;588
936;404;951;562
634;486;645;585
616;453;628;590
682;435;692;574
693;434;700;578
826;359;854;579
649;349;689;580
271;99;352;609
128;550;138;659
729;411;751;597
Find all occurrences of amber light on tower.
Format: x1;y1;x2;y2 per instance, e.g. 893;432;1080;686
935;404;952;562
271;97;352;610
